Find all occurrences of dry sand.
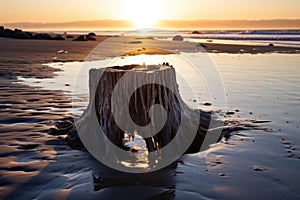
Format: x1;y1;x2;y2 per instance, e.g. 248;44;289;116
0;36;299;199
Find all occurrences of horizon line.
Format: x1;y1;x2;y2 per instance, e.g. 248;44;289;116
3;18;300;24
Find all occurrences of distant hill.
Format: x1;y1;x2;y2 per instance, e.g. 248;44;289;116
3;20;132;30
3;19;300;30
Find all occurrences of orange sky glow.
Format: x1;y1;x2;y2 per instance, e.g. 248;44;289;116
1;0;299;29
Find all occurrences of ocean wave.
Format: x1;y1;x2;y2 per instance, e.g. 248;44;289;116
189;35;300;42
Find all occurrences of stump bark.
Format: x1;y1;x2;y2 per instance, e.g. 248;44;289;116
95;64;183;152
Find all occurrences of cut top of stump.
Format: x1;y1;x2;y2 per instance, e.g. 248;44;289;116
106;63;173;73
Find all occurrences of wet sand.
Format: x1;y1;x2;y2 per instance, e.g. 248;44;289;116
0;36;300;199
1;35;299;81
0;36;299;71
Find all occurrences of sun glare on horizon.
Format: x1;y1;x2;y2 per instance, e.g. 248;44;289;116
122;0;162;28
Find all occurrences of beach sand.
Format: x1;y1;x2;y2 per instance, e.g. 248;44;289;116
0;36;300;199
1;35;299;81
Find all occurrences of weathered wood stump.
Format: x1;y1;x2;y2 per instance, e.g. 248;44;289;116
67;63;215;159
95;64;183;152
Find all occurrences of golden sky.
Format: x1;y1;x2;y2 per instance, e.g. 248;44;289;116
1;0;299;24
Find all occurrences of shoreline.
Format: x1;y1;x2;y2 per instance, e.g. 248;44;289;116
0;36;299;80
196;42;300;54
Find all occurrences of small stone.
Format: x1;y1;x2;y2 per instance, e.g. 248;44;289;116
172;35;184;41
226;111;235;115
252;166;266;172
192;31;201;34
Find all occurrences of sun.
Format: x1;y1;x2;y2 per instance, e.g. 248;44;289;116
122;0;162;28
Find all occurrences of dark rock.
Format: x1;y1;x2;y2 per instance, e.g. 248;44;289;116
88;32;96;36
4;28;13;34
12;31;32;39
86;34;96;41
33;33;53;40
24;31;33;37
0;27;33;39
172;35;184;41
226;111;235;115
0;27;32;39
53;35;65;40
73;35;87;41
0;30;10;37
66;35;74;39
14;28;22;33
0;28;14;37
192;31;201;34
268;43;274;47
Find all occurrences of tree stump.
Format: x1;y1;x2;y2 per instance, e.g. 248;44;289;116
95;64;184;152
71;63;214;161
